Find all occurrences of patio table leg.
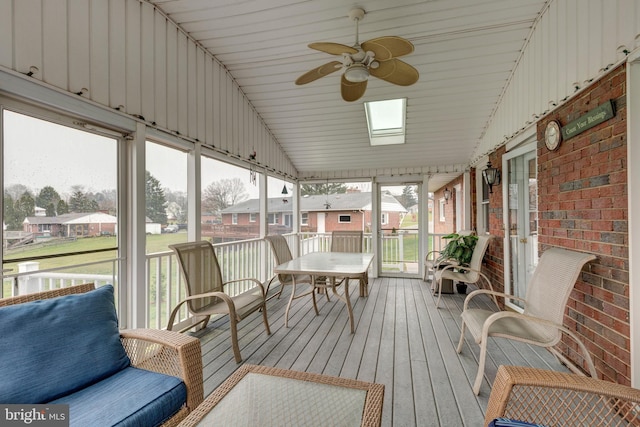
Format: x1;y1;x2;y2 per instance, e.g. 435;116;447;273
331;277;354;333
359;274;368;297
285;276;319;328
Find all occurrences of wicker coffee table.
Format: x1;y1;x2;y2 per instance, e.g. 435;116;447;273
178;364;384;427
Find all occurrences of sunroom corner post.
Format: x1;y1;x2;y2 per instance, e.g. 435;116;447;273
291;181;300;256
463;170;472;231
420;174;431;279
125;121;147;329
187;142;202;241
259;170;269;281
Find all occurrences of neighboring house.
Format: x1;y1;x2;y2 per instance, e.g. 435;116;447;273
219;192;407;237
23;212;117;238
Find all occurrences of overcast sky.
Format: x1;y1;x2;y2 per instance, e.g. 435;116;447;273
3;110;265;198
4;109;373;200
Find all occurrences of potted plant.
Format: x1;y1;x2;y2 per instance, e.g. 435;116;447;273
436;233;478;293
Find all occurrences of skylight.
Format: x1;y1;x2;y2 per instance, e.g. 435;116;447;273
364;98;406;146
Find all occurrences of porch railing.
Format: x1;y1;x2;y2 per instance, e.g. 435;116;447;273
2;232;451;328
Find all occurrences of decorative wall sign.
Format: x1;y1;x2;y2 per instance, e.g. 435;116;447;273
561;100;615;140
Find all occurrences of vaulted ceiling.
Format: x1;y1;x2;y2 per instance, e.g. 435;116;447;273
149;0;548;189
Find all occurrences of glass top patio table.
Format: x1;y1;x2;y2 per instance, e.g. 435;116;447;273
177;364;384;427
274;252;374;333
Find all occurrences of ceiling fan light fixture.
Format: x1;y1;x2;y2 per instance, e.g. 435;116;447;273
344;64;369;82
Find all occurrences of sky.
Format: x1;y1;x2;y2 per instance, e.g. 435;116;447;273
4;110;117;196
3;109;373;201
3;110;264;198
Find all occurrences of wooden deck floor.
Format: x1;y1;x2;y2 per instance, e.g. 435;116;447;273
191;277;568;426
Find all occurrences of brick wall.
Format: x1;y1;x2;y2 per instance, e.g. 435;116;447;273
486;64;629;385
433;175;465;235
539;64;628;385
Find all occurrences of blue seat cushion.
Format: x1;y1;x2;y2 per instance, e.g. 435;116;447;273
0;285;131;403
49;366;187;427
488;418;548;427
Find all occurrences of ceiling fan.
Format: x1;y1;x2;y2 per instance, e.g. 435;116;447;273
295;8;419;102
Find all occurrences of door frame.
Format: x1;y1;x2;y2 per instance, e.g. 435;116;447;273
373;177;423;278
627;49;640;388
502;140;537;311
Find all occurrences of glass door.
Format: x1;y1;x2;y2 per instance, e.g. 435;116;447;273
378;184;420;277
505;147;538;308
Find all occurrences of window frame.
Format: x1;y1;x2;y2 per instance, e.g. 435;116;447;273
338;214;352;223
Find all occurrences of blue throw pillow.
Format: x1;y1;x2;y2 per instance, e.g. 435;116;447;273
0;285;131;403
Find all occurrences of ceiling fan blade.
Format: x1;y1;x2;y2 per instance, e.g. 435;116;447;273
341;75;367;102
362;36;414;61
295;61;343;85
309;42;358;56
370;59;419;86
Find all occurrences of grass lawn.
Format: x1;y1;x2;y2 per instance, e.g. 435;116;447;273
3;233;188;275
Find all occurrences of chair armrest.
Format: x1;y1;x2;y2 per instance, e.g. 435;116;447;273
463;289;526;311
166;291;236;332
485;365;640;426
224;277;267;298
438;266;498;306
425;250;441;261
482;311;598;378
120;328;204;412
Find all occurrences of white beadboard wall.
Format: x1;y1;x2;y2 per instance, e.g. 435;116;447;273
476;0;640;162
0;0;296;179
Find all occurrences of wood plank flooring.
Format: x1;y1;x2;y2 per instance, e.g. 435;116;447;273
190;277;569;426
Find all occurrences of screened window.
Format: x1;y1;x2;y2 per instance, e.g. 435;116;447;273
267;176;292;235
2;107;119;297
201;156;258;242
146;141;188;252
338;215;351;223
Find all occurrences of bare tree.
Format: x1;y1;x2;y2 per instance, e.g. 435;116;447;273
202;178;248;213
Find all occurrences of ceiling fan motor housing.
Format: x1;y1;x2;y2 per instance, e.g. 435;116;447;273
344;63;370;82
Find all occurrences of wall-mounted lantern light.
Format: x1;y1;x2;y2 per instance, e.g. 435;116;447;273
482;161;501;193
443;187;451;204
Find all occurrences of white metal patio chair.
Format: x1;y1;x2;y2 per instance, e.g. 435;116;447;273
433;234;494;308
423;229;474;281
167;241;271;363
326;230;369;297
457;247;597;395
264;235;319;325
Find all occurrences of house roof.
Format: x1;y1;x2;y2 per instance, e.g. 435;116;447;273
221;192;407;214
23;212;118;225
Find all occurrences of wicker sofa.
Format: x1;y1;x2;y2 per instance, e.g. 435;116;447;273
485;365;640;426
0;283;203;427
